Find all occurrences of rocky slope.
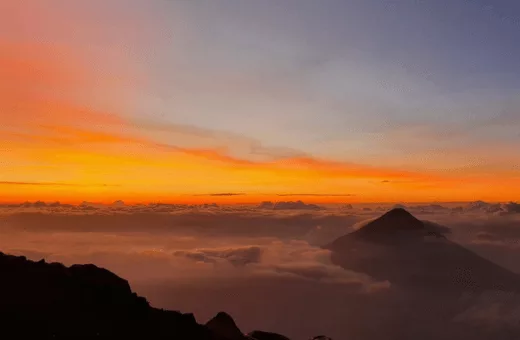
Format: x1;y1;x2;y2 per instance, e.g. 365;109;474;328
0;251;320;340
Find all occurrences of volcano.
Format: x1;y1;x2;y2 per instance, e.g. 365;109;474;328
325;209;520;293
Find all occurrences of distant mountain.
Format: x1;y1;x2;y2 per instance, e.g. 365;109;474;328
0;251;315;340
350;208;426;235
325;208;520;293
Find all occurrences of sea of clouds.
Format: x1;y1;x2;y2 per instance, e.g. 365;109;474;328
1;200;520;339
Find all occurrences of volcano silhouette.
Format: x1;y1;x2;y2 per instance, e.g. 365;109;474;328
326;208;520;293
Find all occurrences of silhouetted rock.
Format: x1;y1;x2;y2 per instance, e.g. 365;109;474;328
206;312;246;340
203;313;288;340
325;209;520;293
0;252;215;339
248;330;291;340
0;251;292;340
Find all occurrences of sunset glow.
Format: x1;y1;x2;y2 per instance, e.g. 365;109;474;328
1;1;519;204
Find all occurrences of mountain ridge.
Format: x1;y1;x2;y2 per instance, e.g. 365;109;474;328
0;251;300;340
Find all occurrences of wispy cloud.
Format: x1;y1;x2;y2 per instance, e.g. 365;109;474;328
5;124;433;182
0;181;118;187
276;193;355;197
133;120;308;162
3;35;518;203
0;181;78;187
192;193;247;197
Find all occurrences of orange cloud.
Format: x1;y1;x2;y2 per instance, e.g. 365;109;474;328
15;124;434;180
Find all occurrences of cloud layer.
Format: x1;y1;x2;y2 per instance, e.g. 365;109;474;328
1;202;520;339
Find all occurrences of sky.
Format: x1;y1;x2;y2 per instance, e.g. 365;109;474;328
1;0;519;203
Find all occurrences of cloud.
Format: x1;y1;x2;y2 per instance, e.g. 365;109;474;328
376;110;520;175
0;44;449;202
170;240;388;291
466;201;506;214
504;202;520;214
3;42;486;204
0;224;387;295
193;193;246;197
454;291;520;329
0;206;359;242
133;120;309;163
0;181;77;187
3;120;445;205
469;235;520;250
257;201;324;211
20;124;427;184
275;194;354;197
174;246;262;267
3;203;520;339
0;181;117;188
476;232;496;241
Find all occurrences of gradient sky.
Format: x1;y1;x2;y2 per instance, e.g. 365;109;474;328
1;0;519;203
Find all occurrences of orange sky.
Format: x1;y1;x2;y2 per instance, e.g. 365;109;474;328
1;5;519;204
1;41;519;204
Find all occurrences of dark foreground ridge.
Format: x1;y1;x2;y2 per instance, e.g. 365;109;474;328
0;252;311;340
326;208;520;292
